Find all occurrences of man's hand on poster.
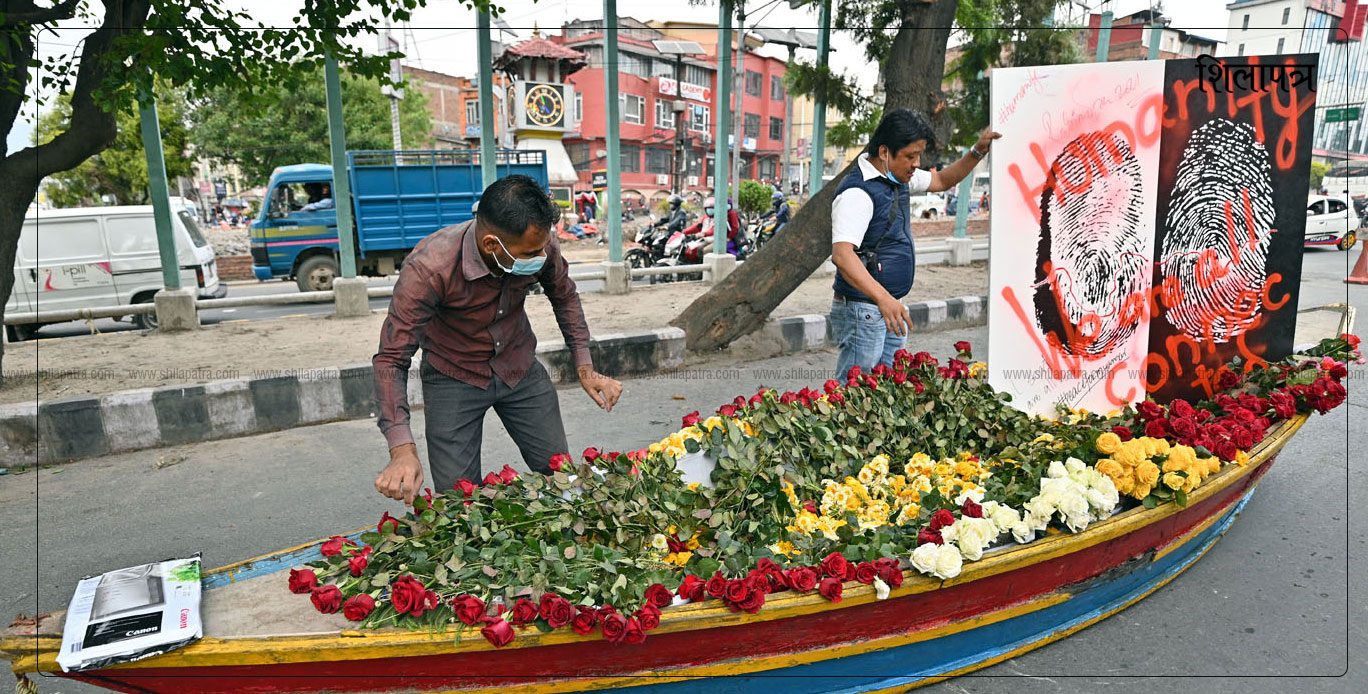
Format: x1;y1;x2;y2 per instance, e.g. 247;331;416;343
973;128;1003;157
579;365;623;412
877;295;913;337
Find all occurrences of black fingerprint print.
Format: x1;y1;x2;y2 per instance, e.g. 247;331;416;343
1160;119;1274;343
1034;131;1148;356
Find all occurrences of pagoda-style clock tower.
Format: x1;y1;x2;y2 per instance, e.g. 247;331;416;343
494;35;587;203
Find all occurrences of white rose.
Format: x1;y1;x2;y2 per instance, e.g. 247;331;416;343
1047;460;1068;479
933;544;964;579
1038;477;1070;498
954;517;997;561
874;576;891;600
988;503;1022;535
1059;492;1092;532
940;521;960;544
911;543;941;576
1065;457;1086;475
954;487;985;506
1010;520;1036;544
650;533;669;551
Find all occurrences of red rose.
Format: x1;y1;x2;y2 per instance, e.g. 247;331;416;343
954;340;972;354
818;577;843;603
929;509;956;532
1136;400;1165;421
723;579;750;608
706;571;728;599
582;447;601;462
1169;399;1195;419
498;464;519;483
549;453;571;472
636;604;661;631
597;604;618;620
854;562;878;585
451;593;486;626
1144;419;1171;438
846;365;862;379
893;371;908;385
600;612;629;642
482;472;501;486
749;394;763;408
343;594;375;621
1112;425;1134;442
733;395;748;408
288;568;317;594
644;583;674;608
875;559;904;588
843;563;857;582
864;375;879;389
622;616;647;644
1233;427;1254;449
785;566;819;592
453;479;476;499
319;536;347;557
961;499;983;519
481;617;516;648
510;597;539;625
824;379;840;394
1216;368;1241;391
348;554;368;577
571;606;598;635
820;552;849;578
918;528;944;545
310;584;342;613
542;595;574;628
828;391;845;404
736;586;766;614
390;576;426;616
677;575;706;602
377;512;401;534
894;348;912;364
803;500;819;514
1215;440;1239;462
717;404;738;417
682;411;701;427
1343;332;1361;349
1170;417;1198;441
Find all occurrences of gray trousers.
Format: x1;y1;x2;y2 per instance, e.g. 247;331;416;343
420;357;569;492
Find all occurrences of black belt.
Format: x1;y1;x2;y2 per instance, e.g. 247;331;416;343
834;292;877;305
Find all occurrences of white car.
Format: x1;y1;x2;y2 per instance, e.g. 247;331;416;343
1304;195;1360;251
909;193;946;220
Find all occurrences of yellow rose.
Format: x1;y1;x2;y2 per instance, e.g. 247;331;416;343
1113;444;1140;469
649;442;664;454
794;512;818;534
666;551;693;567
1113;470;1136;496
703;416;722;431
955;460;977;478
1162;471;1186;491
1150;437;1171;457
1095;459;1124;480
1135;461;1161;487
1095;432;1122;455
969;362;987;378
1204;456;1221;476
686;536;701;550
1132;482;1153;500
1234;450;1250;467
1182;472;1201;493
1033;433;1056;444
845;492;862;512
911;452;932;467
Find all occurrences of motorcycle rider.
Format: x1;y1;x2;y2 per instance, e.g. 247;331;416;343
655;193;688;233
681;196;741;258
760;190;790;231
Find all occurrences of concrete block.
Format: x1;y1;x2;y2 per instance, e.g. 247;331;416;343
0;402;39;467
152;385;212;445
297;367;345;424
204;379;257;438
332;277;371;318
602;261;631;295
338;364;378;418
703;253;737;284
154;287;200;331
101;388;159;452
38;397;107;461
249;376;302;430
948;236;975;266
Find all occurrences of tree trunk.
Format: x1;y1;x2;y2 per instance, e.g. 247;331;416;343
670;0;960;351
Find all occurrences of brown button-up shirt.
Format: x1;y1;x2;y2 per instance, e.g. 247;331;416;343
372;220;593;450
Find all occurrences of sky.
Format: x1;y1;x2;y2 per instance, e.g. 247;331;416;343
8;0;1232;155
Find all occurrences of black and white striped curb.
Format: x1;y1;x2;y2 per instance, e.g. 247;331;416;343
0;295;986;468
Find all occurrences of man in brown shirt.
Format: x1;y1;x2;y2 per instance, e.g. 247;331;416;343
373;174;623;504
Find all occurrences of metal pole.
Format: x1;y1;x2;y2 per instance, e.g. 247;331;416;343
809;0;831;197
604;0;623;262
324;52;358;279
730;2;745;212
783;43;795;194
137;91;180;290
478;9;497;189
1096;10;1114;62
1148;19;1163;60
384;20;403;150
674;55;686;195
713;1;733;256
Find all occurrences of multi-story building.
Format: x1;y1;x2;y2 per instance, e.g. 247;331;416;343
1086;10;1221;61
1225;0;1368;163
403;65;514;149
551;17;793;204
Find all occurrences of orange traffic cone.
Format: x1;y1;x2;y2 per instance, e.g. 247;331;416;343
1347;237;1368;285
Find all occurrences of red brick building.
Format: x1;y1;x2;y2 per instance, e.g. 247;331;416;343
403;65;513;149
1086;10;1220;61
551;18;791;204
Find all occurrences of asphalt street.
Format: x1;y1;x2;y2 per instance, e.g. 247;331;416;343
2;247;1364;693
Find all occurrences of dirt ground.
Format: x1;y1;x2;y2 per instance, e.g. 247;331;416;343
0;261;988;404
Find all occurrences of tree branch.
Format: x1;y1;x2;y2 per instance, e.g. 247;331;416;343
1;0;82;27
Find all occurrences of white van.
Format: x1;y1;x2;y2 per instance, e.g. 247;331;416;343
6;206;226;341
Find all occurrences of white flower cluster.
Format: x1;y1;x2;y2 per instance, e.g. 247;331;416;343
910;542;963;580
1020;458;1120;536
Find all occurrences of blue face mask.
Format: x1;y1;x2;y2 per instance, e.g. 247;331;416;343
492;236;546;276
882;155;903;186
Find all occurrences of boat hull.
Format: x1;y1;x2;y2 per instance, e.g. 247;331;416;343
10;416;1299;694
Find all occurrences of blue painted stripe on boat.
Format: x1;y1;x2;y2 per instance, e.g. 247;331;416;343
629;493;1252;694
202;529;368;589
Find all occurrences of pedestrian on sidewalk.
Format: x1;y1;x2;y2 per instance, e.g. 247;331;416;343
829;108;1001;380
373;174;624;505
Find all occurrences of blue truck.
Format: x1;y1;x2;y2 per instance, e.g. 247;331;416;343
251;149;549;291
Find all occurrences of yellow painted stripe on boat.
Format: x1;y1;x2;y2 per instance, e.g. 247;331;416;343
1150;476;1265;564
2;416;1306;675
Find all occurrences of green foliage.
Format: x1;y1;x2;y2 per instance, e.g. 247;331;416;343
736;179;772;218
191;67;432;185
1309;161;1329;191
35;81;193;207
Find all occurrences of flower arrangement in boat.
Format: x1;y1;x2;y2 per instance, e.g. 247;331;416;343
288;335;1360;648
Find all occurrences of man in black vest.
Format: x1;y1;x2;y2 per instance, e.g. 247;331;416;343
830;109;1000;380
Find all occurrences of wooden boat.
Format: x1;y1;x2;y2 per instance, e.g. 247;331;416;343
2;306;1351;694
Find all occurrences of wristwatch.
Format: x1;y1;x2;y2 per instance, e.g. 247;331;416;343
968;145;987;159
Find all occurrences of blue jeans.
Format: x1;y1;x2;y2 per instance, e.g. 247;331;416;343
830;298;906;381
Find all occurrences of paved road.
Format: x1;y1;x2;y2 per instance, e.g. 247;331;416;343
4;251;1364;693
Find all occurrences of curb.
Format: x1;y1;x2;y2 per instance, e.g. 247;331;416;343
0;295;987;468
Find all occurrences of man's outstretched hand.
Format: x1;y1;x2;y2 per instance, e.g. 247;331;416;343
579;365;623;412
377;443;424;506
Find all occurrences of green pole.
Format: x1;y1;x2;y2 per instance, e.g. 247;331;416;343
137;92;180;290
1096;10;1113;62
603;0;623;262
712;1;732;257
324;52;358;278
1148;19;1163;60
954;69;985;240
808;0;831;198
478;10;497;190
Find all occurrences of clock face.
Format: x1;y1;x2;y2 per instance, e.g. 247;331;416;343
525;84;565;128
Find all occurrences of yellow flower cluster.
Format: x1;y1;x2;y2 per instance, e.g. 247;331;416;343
904;451;992;505
969;362;988;378
657;525;701;567
647;417;757;458
1093;434;1224;500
